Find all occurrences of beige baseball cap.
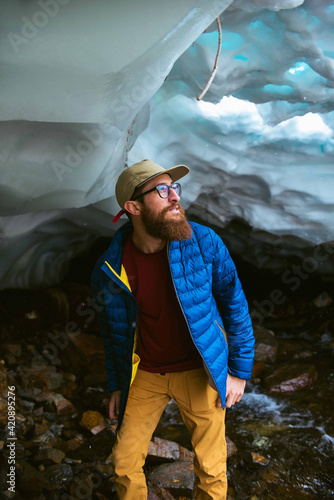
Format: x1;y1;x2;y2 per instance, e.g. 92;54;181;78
115;159;189;210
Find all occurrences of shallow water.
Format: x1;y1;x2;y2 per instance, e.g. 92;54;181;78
155;326;334;499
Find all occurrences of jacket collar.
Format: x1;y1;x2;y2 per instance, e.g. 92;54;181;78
103;221;133;275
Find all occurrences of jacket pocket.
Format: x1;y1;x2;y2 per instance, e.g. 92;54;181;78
215;320;228;350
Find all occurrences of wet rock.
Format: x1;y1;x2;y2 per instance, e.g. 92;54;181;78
265;363;317;393
313;291;332;308
226;436;238;457
67;469;104;498
41;463;74;488
51;393;78;418
253;326;278;363
147;462;194;495
147;480;175;499
49;422;64;438
16;461;46;497
55;436;85;454
148;436;194;462
67;428;116;462
17;386;52;403
20;399;35;410
17;366;49;392
251;452;270;466
34;422;51;437
79;410;108;435
33;431;57;447
293;349;313;359
33;446;65;464
92;462;114;479
252;436;271;449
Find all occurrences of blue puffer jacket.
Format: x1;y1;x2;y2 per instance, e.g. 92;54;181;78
91;220;254;427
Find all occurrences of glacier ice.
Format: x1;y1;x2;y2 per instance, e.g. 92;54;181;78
0;0;333;288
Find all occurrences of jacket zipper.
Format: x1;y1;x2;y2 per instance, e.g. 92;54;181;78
167;244;219;393
103;260;138;393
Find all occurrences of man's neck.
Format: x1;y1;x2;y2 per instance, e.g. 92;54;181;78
131;230;167;254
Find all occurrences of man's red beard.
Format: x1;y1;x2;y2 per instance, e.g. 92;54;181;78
141;202;192;241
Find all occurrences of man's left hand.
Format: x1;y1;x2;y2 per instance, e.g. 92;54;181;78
216;374;246;408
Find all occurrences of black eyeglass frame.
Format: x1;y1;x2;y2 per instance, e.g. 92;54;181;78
132;182;182;201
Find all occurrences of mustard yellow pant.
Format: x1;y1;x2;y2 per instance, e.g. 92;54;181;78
111;368;227;500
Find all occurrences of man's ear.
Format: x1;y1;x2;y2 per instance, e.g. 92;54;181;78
124;200;142;216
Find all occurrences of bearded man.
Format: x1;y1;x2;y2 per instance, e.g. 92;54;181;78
91;159;254;500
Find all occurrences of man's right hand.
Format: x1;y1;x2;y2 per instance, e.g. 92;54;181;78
109;390;121;420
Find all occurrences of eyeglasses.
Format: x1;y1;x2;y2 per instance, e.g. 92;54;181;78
132;182;182;201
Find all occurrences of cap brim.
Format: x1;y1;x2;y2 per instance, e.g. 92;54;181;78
136;164;189;189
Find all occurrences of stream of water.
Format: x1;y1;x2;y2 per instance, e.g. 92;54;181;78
155;323;334;499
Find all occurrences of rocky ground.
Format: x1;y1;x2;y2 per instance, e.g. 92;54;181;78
0;283;333;499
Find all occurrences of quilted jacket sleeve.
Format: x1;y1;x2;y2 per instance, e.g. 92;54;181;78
210;229;255;380
91;269;120;393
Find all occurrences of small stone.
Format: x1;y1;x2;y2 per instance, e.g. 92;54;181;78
147;462;195;493
33;431;57;447
18;367;49;392
42;463;74;486
251;452;270;466
265;364;317;393
313;292;332;308
16;461;45;496
293;349;313;359
56;436;84;454
92;462;114;479
148;436;194;462
147;480;175;499
51;393;78;417
252;436;270;449
18;386;51;402
34;422;50;437
226;436;238;457
34;446;65;464
79;410;108;434
20;399;35;410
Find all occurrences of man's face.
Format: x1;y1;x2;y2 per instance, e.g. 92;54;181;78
138;174;192;241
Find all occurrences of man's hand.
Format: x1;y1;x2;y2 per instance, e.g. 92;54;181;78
225;374;246;408
109;390;121;419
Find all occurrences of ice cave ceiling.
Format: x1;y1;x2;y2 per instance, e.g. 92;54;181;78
0;0;333;289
